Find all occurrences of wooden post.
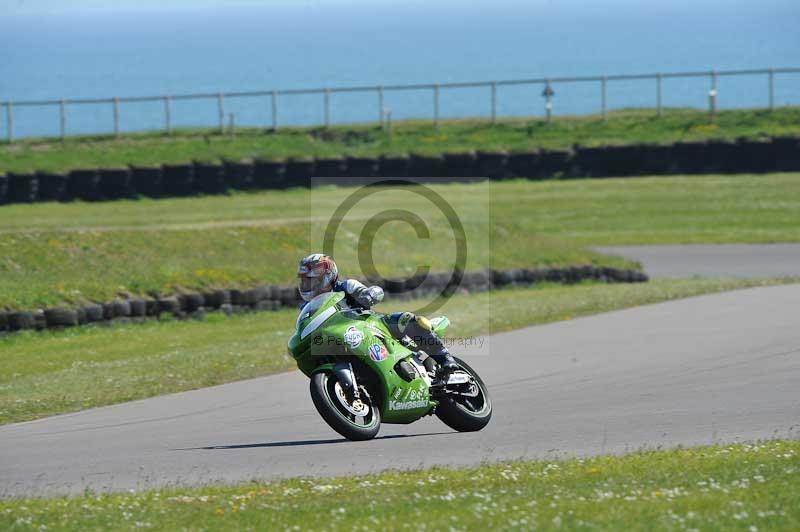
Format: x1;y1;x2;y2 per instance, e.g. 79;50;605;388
656;73;663;117
491;82;497;124
377;86;384;127
433;84;440;129
113;97;120;138
164;96;172;135
5;101;12;144
217;92;225;134
601;76;607;121
59;99;66;141
709;70;717;118
324;89;331;128
768;68;775;111
271;90;277;131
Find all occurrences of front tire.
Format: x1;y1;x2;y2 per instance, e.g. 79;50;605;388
310;371;381;441
435;357;492;432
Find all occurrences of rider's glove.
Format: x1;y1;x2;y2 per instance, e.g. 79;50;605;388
356;286;384;308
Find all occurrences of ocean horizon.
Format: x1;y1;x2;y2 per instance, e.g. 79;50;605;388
2;0;799;138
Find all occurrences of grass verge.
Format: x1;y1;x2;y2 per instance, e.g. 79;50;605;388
2;175;800;309
1;277;795;425
1;440;798;530
1;107;799;173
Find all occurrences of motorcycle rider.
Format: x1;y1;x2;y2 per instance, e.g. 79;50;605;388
297;253;458;375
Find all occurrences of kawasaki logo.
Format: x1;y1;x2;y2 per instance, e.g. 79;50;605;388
389;399;428;411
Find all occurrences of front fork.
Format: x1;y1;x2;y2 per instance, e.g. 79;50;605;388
334;361;360;400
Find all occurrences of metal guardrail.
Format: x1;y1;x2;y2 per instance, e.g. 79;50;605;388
3;67;799;142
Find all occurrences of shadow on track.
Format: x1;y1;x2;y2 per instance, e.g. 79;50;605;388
173;431;453;451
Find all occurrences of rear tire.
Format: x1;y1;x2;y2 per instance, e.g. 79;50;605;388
310;371;381;441
435;357;492;432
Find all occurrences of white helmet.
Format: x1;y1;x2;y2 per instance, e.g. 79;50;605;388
297;253;339;302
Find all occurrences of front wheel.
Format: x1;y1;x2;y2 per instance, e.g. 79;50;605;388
310;371;381;441
435;357;492;432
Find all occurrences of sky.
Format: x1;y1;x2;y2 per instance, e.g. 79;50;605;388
3;0;796;16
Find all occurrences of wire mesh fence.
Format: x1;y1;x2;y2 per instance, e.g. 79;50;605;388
3;67;799;142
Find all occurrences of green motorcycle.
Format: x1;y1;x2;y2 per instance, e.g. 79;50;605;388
288;291;492;441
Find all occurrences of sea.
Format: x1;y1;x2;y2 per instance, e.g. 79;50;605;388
1;0;799;139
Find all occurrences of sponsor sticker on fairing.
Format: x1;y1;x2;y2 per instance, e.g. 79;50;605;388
389;399;428;411
344;326;364;348
368;342;388;362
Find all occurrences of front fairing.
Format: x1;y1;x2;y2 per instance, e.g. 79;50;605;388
286;293;436;423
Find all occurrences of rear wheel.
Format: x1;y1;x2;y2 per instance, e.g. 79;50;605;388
435;357;492;432
310;370;381;441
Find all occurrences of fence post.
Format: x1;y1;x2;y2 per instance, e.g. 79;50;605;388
113;97;120;138
768;68;775;111
229;113;235;137
217;92;225;134
59;99;66;141
271;90;278;132
386;110;393;141
491;82;497;124
601;76;607;121
377;86;384;127
543;80;553;123
5;101;12;144
433;84;440;129
324;89;331;128
709;70;717;118
656;73;663;117
164;96;172;135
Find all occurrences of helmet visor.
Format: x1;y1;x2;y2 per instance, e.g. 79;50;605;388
299;274;323;294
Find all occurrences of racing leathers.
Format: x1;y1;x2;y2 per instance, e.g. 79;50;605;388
305;278;458;374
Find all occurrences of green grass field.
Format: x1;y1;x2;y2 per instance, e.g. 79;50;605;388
2;440;797;530
1;277;795;426
1;175;799;309
1;107;798;172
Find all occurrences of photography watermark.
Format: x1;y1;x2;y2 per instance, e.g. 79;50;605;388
316;177;472;316
312;333;486;351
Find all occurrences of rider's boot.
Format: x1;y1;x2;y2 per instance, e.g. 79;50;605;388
412;329;457;378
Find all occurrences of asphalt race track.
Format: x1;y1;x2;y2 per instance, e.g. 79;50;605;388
595;243;800;278
1;285;799;497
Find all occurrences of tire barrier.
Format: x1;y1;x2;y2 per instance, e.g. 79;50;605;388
508;152;540;180
0;265;646;335
538;148;573;177
315;157;348;178
3;136;800;207
314;157;352;187
347;156;380;178
408;153;445;178
98;168;135;200
8;173;39;203
68;169;102;201
772;136;800;172
477;150;512;180
706;140;739;174
671;141;707;174
379;155;410;178
285;158;315;188
0;174;7;205
640;144;674;175
736;138;774;173
443;152;477;179
194;161;227;195
224;159;254;190
161;164;194;197
130;165;163;198
253;159;286;189
37;171;69;202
